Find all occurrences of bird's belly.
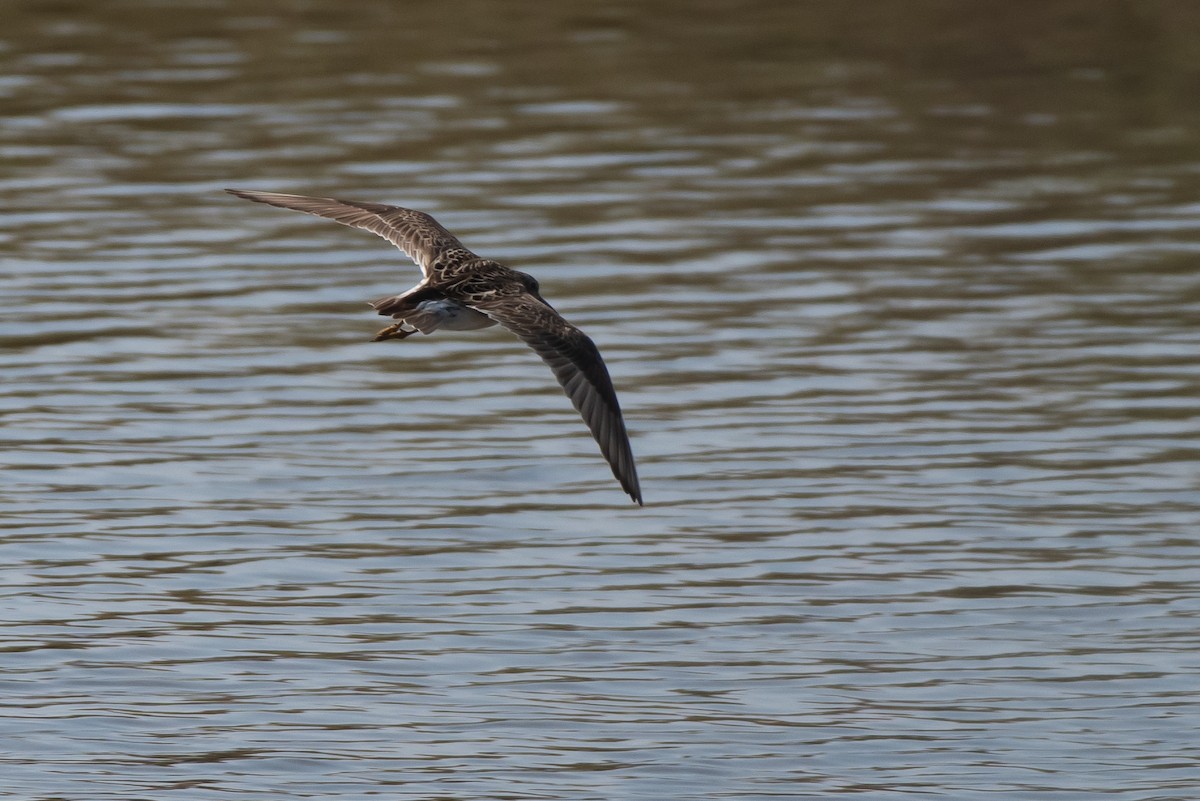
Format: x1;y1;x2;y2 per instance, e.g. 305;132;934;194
416;299;496;331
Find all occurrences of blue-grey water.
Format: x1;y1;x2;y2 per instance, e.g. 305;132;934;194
3;1;1200;799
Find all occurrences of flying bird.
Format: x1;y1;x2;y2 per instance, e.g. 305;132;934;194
226;189;642;505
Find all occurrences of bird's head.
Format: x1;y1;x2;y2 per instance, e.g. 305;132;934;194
517;272;541;295
515;270;555;309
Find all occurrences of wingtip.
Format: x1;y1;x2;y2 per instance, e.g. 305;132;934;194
226;188;273;199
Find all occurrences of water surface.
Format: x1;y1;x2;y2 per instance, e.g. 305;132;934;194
3;1;1200;799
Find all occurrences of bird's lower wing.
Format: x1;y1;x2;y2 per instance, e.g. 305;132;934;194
470;295;642;505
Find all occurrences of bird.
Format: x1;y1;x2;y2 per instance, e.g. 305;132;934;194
226;189;642;505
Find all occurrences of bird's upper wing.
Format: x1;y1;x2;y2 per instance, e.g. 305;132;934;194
469;294;642;505
226;189;476;279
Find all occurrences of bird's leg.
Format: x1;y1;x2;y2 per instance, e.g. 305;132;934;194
373;322;417;342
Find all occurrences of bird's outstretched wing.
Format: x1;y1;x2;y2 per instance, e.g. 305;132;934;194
470;294;642;506
226;189;476;279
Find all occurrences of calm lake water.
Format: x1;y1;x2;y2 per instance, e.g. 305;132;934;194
3;1;1200;799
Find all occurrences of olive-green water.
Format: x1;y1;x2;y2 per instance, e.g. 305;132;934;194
3;1;1199;798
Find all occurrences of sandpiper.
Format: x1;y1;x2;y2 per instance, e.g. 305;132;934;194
226;189;642;505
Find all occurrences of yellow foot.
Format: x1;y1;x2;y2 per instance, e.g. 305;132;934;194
373;323;416;342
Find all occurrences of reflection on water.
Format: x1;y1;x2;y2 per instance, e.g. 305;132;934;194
3;1;1200;799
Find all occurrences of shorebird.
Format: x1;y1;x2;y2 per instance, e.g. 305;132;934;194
226;189;642;505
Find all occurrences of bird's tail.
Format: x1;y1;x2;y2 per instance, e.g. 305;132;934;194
370;294;406;316
367;295;452;335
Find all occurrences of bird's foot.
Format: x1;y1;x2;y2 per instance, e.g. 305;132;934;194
373;322;417;342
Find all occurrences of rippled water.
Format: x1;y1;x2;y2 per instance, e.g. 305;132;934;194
3;1;1200;798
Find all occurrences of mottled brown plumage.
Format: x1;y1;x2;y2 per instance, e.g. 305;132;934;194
226;189;642;505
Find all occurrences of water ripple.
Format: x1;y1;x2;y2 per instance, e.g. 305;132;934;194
3;2;1200;799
